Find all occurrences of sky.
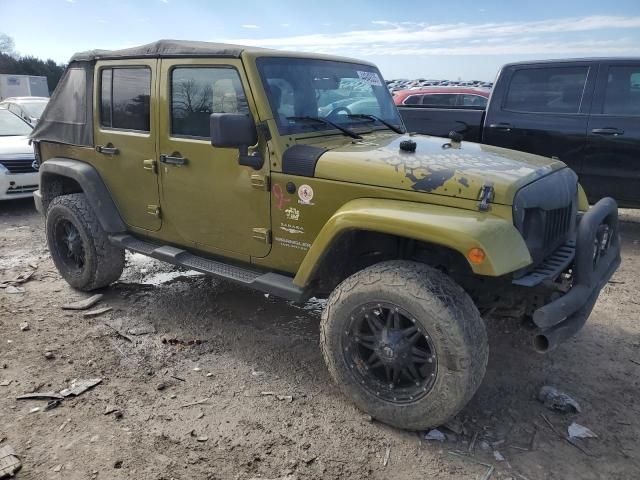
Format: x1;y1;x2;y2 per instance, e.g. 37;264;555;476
2;0;640;81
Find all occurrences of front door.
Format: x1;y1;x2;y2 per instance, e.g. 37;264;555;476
583;61;640;207
158;59;270;258
94;60;161;231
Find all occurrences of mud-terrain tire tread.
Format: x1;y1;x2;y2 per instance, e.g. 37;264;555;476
320;260;488;430
46;193;124;291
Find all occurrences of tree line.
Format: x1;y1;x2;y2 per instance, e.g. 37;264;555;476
0;33;66;94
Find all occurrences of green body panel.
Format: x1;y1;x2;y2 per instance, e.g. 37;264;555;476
39;47;584;286
314;134;564;205
155;57;271;259
92;59;162;232
293;198;531;284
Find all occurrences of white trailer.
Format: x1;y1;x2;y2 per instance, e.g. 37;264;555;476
0;74;49;100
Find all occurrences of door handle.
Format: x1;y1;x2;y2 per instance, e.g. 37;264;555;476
591;127;624;136
95;144;119;155
159;154;187;166
488;123;512;132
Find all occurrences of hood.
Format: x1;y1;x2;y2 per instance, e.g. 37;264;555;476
313;133;566;206
0;136;34;157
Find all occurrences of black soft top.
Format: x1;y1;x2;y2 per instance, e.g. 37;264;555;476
69;39;266;63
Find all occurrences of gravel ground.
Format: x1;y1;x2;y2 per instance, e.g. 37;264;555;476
1;198;639;480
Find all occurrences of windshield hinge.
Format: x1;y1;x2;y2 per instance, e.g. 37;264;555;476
478;183;494;212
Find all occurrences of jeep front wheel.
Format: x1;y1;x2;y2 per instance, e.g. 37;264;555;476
46;193;125;291
320;260;488;430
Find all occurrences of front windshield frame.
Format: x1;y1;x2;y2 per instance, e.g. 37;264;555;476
0;110;33;136
20;101;48;118
256;57;403;136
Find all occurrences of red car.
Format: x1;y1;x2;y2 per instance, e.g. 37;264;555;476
393;87;490;108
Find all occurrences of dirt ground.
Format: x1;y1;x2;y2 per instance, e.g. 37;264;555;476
1;198;639;480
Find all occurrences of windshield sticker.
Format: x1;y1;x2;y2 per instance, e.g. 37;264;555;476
357;71;382;87
298;184;314;205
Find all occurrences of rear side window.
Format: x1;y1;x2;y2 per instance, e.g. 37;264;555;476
460;94;488;108
403;95;421;105
602;65;640;116
100;67;151;131
421;94;458;107
504;66;588;114
171;67;249;138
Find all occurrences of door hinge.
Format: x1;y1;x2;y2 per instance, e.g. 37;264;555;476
252;227;271;243
143;159;157;174
147;205;161;218
250;174;270;191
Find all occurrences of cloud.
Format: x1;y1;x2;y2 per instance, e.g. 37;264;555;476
281;23;290;27
225;15;640;56
241;24;260;29
159;0;168;3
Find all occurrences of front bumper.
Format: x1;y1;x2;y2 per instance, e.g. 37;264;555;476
531;197;621;352
0;171;39;201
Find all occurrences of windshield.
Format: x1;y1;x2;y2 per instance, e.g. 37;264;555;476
257;57;403;135
0;110;33;136
20;100;48;118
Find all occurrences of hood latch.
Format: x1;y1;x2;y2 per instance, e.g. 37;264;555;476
478;183;494;212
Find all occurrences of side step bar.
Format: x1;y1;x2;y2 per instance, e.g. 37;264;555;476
109;234;305;303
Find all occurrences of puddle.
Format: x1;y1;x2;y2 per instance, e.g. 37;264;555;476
121;252;203;286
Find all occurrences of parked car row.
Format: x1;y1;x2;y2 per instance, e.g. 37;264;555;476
386;78;493;93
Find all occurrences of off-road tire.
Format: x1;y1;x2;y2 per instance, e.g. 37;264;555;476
320;260;488;430
46;193;125;291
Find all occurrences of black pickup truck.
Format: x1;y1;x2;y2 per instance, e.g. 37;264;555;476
398;58;640;207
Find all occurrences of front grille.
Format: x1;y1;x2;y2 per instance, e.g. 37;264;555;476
543;205;572;251
0;158;37;174
6;185;38;194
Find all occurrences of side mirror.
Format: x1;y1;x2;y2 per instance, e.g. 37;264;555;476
210;113;263;170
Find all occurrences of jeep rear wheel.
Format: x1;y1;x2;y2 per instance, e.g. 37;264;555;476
320;260;488;430
46;193;125;291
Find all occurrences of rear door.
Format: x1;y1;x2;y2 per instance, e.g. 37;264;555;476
483;62;596;174
157;58;271;258
93;60;161;231
583;61;640;207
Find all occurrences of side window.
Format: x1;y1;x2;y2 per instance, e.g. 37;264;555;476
602;65;640;116
403;95;421;105
171;67;249;138
421;94;457;107
100;67;151;131
504;66;588;114
460;94;488;108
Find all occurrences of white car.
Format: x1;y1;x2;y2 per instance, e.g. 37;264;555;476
0;109;38;200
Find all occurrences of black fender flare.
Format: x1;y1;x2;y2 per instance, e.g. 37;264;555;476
38;158;126;233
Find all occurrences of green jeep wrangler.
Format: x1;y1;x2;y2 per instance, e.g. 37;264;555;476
31;40;620;430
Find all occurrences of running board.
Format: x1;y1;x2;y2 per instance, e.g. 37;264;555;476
109;234;305;302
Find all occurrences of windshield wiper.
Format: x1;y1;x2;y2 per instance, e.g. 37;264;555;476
347;114;405;134
286;116;362;139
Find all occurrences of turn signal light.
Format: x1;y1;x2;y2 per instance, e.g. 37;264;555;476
467;247;486;265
